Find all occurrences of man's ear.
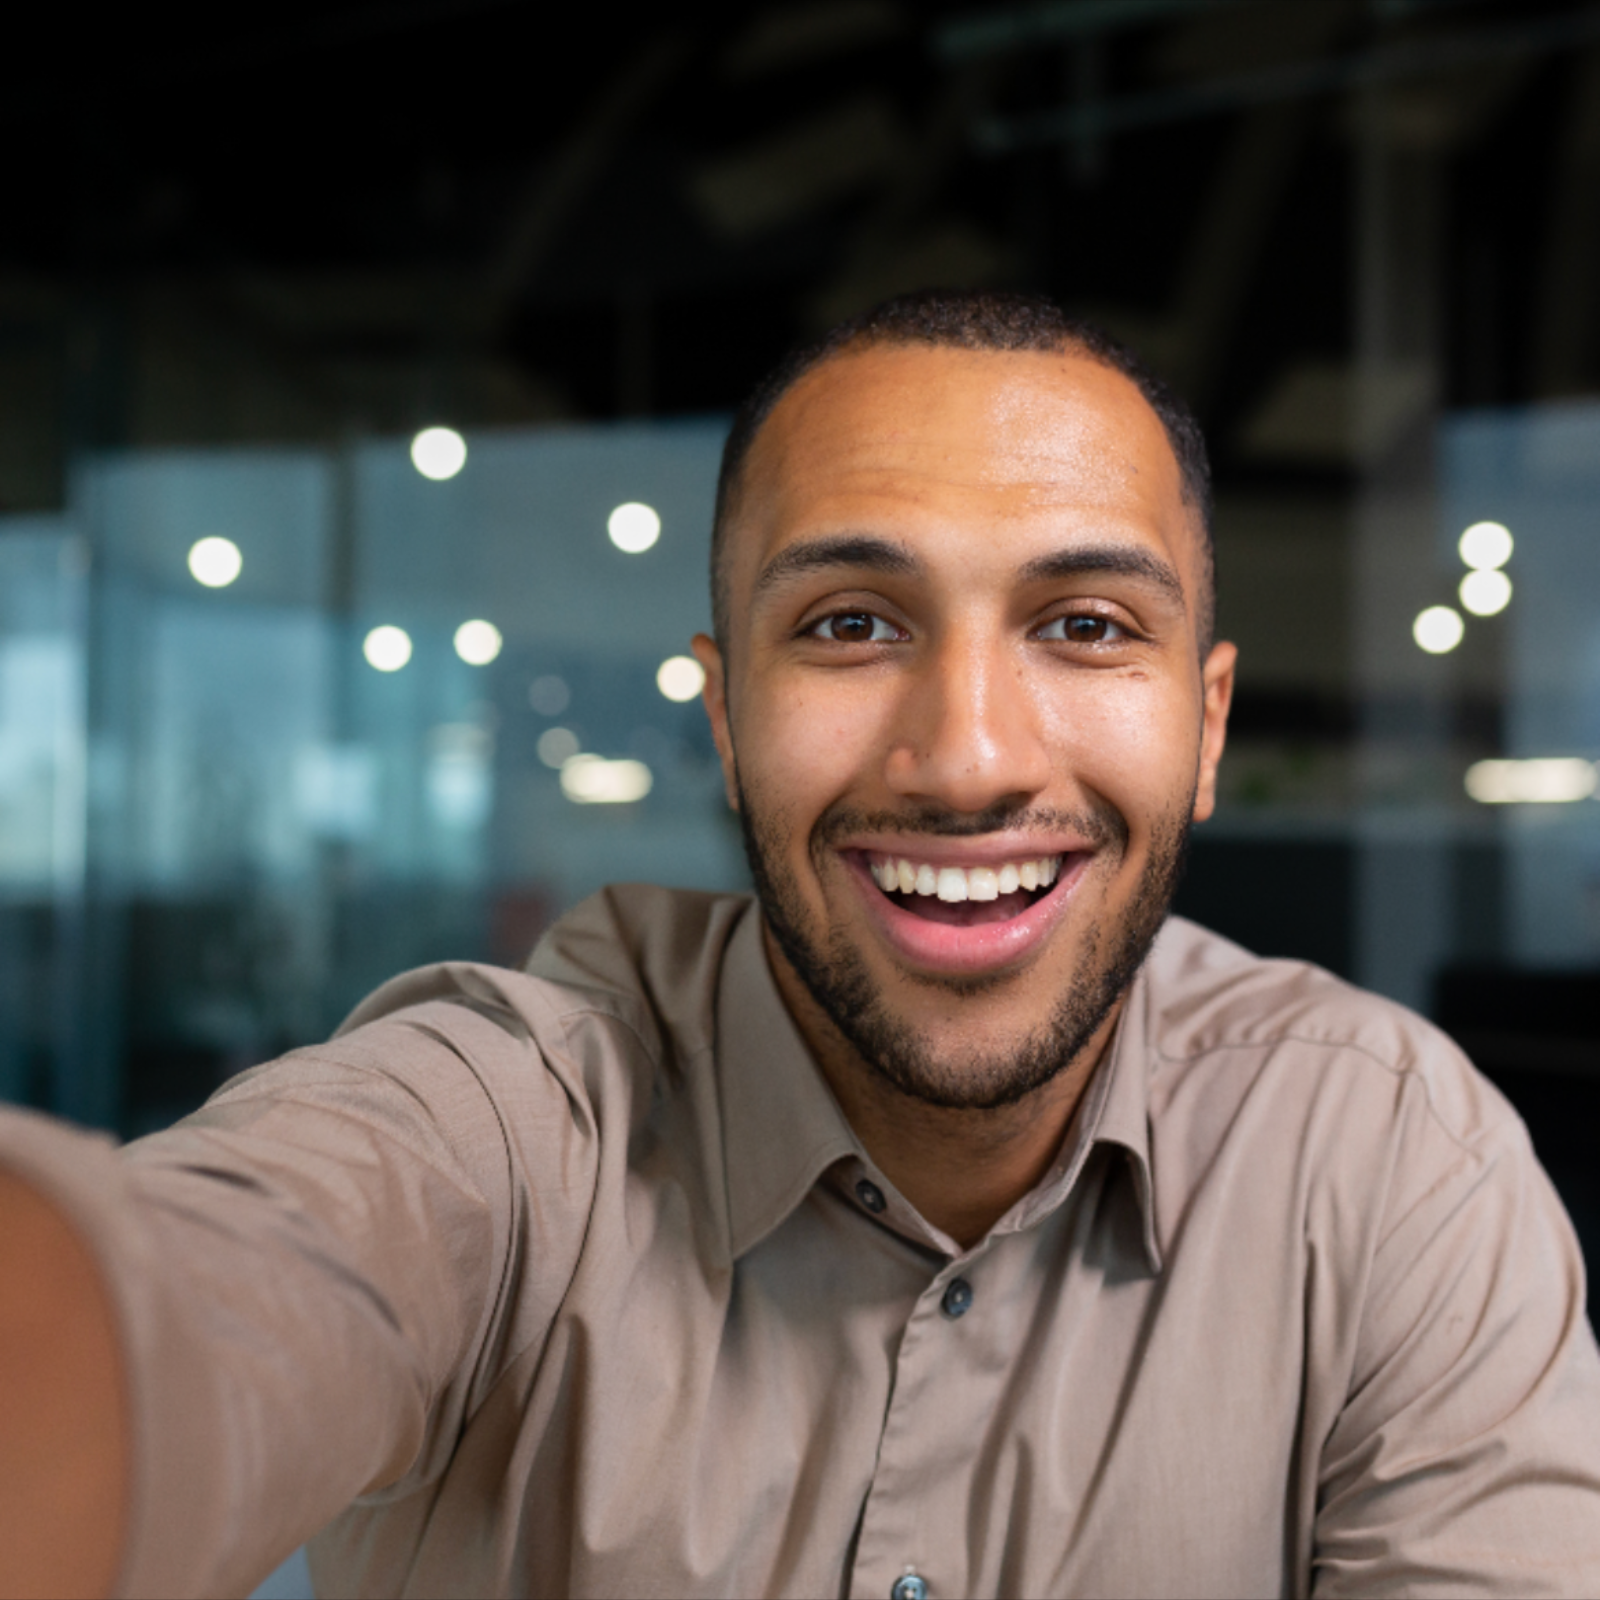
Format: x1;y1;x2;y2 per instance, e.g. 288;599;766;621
1192;640;1237;824
690;633;739;811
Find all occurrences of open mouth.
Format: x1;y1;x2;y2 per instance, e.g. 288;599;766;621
862;852;1065;927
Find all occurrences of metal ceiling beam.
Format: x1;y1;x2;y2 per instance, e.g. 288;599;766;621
975;3;1600;152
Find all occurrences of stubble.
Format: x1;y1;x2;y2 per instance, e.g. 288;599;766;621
737;778;1192;1112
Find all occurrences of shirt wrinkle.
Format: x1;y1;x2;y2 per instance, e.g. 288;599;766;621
176;1082;480;1203
426;970;538;1044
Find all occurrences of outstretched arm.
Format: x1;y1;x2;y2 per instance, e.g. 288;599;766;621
0;1168;128;1600
0;966;574;1598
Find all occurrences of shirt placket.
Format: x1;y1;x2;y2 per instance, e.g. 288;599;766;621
846;1231;1008;1600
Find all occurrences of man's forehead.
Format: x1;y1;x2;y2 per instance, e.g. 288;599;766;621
742;344;1182;519
732;343;1194;571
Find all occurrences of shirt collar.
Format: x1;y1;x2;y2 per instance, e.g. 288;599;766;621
715;905;862;1260
1082;948;1164;1272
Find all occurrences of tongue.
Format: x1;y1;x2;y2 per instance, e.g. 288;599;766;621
901;889;1035;926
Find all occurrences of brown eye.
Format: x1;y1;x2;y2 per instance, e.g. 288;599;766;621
814;611;895;643
1039;614;1126;645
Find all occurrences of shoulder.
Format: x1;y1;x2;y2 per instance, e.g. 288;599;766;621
1141;916;1521;1160
1133;920;1558;1353
312;884;756;1117
521;882;755;1058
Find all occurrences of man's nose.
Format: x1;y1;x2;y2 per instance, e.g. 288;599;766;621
883;635;1052;814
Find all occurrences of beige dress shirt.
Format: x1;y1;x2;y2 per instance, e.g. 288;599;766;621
3;885;1598;1599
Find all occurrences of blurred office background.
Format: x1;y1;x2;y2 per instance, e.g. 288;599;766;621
2;0;1598;1264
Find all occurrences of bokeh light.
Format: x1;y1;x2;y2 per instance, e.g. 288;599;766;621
187;536;242;588
1466;758;1598;805
1413;605;1464;655
656;655;705;702
1458;520;1513;571
454;619;503;665
607;501;661;553
363;624;413;672
560;754;653;804
528;675;570;716
537;727;580;768
1459;568;1512;617
411;426;467;481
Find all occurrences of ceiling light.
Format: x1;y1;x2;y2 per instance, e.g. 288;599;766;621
1465;758;1598;804
560;754;653;804
1458;520;1512;571
607;502;661;553
454;619;503;665
411;426;467;481
363;625;413;672
656;655;705;702
188;536;242;588
1412;605;1464;654
1459;569;1511;617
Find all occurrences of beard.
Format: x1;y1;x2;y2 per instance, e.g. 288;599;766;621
737;777;1191;1113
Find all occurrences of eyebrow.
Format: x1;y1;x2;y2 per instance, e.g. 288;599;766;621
752;534;919;601
1017;544;1187;609
752;532;1188;613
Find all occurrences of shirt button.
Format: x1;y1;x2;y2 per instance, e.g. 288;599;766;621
855;1178;887;1214
941;1277;973;1319
890;1575;928;1600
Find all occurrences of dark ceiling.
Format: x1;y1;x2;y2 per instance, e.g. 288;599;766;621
4;0;1598;489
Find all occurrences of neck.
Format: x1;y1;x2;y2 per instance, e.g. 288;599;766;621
763;924;1119;1250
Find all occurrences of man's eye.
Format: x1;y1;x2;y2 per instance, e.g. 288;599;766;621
812;611;898;643
1038;614;1126;645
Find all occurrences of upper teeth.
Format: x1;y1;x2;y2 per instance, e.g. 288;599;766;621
869;856;1061;902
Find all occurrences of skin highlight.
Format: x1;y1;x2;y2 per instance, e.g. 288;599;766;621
692;344;1235;1247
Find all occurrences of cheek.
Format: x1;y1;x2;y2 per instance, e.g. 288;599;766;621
736;682;887;815
1035;676;1201;820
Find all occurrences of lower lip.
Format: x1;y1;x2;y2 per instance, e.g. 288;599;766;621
844;853;1088;977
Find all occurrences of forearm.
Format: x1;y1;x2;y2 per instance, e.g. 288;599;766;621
0;1167;128;1600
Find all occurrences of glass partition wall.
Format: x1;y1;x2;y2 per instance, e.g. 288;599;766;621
5;424;739;1133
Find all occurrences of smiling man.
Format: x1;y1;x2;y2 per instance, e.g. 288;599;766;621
692;316;1233;1251
2;291;1599;1600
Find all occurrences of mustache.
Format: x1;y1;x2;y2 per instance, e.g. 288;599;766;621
813;798;1128;853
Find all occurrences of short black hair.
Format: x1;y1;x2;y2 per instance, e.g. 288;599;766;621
710;287;1214;653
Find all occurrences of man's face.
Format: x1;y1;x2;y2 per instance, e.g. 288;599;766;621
694;345;1234;1110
